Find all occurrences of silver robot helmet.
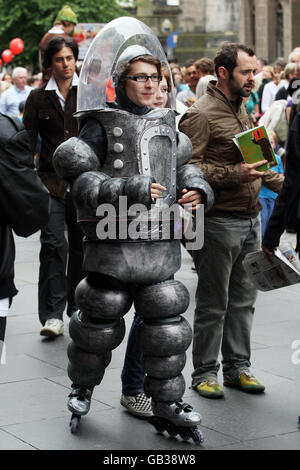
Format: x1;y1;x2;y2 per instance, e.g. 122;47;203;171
112;45;153;88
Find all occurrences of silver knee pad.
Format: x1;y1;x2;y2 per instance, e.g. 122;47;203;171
69;311;125;354
136;316;192;357
136;316;192;403
144;374;186;402
134;280;189;320
67;342;112;387
75;278;132;321
142;353;186;379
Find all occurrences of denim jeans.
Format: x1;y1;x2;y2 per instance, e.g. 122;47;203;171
259;197;276;238
121;313;145;395
191;215;260;387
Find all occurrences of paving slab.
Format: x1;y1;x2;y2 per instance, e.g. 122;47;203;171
220;432;300;450
0;353;66;384
0;378;110;427
0;429;36;450
1;232;300;451
2;406;239;451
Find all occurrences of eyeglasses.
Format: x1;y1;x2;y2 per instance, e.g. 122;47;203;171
125;74;162;83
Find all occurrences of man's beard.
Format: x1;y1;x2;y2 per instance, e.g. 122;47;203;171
229;76;252;98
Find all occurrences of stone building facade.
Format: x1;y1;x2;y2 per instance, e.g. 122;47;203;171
137;0;240;63
135;0;300;64
239;0;300;62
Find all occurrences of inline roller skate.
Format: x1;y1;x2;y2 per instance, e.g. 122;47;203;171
149;400;204;444
68;386;93;433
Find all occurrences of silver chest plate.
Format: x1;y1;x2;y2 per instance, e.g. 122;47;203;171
138;122;177;206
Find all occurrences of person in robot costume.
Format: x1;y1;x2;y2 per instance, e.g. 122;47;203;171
53;40;214;442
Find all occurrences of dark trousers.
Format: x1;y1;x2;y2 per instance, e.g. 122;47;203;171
121;313;145;395
0;317;6;341
38;193;84;326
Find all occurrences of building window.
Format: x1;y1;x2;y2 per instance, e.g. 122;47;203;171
276;1;284;58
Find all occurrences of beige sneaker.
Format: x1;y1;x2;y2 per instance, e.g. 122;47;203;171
120;393;153;418
40;319;64;337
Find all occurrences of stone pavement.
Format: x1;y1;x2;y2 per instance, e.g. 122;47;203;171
1;231;300;452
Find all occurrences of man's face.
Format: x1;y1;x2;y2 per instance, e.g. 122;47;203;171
273;67;282;84
256;59;264;74
290;52;300;63
51;46;76;82
124;60;159;107
184;65;199;90
14;72;27;91
228;51;257;98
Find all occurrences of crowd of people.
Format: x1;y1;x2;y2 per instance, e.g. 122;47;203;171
1;5;300;444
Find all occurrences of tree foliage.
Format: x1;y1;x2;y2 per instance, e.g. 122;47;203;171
0;0;128;72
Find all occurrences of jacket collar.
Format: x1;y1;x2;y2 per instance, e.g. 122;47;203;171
43;75;77;117
207;80;244;112
45;72;79;92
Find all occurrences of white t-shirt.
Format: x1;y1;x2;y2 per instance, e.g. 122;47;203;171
0;298;9;317
261;81;280;114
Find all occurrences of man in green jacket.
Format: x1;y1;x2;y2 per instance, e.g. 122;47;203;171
179;42;284;398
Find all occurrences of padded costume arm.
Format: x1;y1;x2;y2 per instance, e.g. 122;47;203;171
60;118;155;214
175;130;214;211
176;164;214;212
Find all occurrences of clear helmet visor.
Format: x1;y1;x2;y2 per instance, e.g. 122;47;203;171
77;16;175;112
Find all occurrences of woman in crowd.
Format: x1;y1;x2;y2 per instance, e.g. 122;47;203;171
170;63;188;95
261;62;285;114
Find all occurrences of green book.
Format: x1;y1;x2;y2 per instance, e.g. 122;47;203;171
233;125;277;171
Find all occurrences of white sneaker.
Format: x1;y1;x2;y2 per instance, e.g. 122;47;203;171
120;393;153;418
40;319;64;337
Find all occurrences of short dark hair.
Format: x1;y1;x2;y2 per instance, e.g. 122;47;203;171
161;64;172;92
214;42;255;78
257;57;267;66
195;57;215;75
18;100;26;113
184;59;196;69
27;77;35;86
42;36;78;70
118;55;161;87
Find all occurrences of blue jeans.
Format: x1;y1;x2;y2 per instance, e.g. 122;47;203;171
191;215;261;386
259;197;276;238
121;313;145;395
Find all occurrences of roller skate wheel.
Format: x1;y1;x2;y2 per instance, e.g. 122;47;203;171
191;428;204;445
70;415;80;433
167;430;177;438
149;416;165;434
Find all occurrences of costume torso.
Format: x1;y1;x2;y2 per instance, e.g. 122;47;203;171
76;106;182;284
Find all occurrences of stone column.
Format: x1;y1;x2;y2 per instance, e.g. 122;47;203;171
178;0;205;32
238;0;255;47
291;0;300;50
254;0;271;61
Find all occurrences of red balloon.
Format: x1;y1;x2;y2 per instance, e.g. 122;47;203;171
10;38;24;55
2;49;13;63
0;59;3;67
